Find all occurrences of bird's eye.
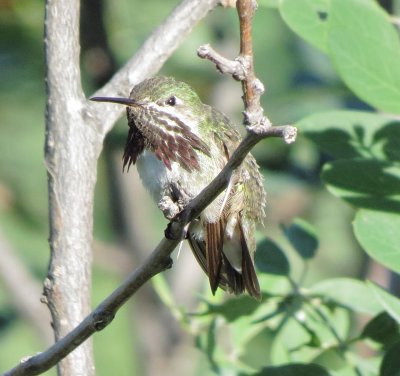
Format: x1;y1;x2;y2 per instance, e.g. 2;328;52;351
166;96;177;106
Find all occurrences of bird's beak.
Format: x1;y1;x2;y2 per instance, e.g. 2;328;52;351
90;96;144;107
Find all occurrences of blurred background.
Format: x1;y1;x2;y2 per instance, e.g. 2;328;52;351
0;0;395;375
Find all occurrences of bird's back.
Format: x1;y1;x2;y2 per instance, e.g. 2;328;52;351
187;106;266;299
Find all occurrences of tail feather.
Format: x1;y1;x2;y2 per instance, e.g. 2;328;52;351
239;221;261;300
223;253;244;295
205;222;223;294
187;219;261;299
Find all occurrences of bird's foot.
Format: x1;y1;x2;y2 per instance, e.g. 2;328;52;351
158;196;181;220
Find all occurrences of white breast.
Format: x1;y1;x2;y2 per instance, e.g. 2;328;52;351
136;149;226;225
136;150;167;203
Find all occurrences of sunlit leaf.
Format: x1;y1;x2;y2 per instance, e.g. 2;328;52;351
195;318;220;374
354;210;400;274
323;159;399;195
311;278;381;315
202;296;261;323
328;0;400;114
259;0;279;7
322;160;400;212
298;110;400;162
280;0;330;52
368;282;400;324
311;347;348;371
239;327;276;369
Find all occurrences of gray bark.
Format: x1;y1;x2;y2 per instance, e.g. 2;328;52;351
44;0;98;374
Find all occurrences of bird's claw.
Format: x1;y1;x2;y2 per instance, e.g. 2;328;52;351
158;196;181;220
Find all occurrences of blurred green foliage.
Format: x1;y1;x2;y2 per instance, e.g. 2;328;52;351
1;0;400;375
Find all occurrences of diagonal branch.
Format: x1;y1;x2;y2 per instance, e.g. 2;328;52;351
3;125;291;376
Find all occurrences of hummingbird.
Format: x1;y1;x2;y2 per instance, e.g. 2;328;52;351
91;76;266;299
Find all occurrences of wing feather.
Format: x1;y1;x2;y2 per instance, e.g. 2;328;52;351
238;219;261;300
205;221;224;294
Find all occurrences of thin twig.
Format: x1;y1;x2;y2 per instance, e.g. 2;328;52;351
199;0;265;126
305;301;363;376
198;0;297;141
237;0;262;121
197;44;247;79
3;125;291;376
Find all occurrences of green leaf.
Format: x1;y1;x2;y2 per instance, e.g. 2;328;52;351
202;295;261;323
279;0;330;52
256;238;290;276
205;319;219;374
361;312;400;346
239;327;276;369
328;0;400;114
311;347;348;371
323;160;400;196
322;160;400;212
281;218;319;259
195;318;220;374
311;278;382;315
368;282;400;324
354;210;400;273
151;275;189;326
355;356;381;376
380;342;400;376
250;363;331;376
298;110;400;162
259;0;279;7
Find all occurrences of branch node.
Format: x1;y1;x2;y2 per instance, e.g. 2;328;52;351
20;356;32;364
282;125;298;144
246;115;271;134
42;277;53;300
220;0;237;7
196;0;297;148
233;55;250;80
251;0;258;13
40;295;49;305
43;277;52;289
197;44;245;79
92;310;115;331
158;196;181;220
252;78;265;95
197;43;211;59
242;108;263;127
